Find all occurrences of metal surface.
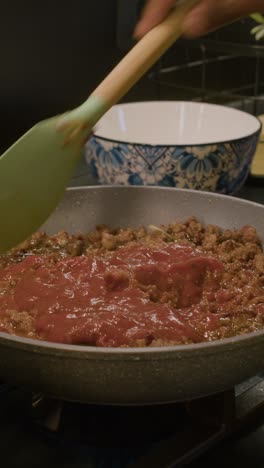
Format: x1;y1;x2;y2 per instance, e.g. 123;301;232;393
0;186;264;405
149;38;264;115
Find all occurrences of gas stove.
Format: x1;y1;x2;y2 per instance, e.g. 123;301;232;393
1;376;264;468
0;168;263;468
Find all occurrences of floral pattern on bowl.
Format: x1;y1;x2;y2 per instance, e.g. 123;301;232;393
85;131;260;194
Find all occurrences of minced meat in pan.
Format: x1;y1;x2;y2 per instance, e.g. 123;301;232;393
0;217;264;347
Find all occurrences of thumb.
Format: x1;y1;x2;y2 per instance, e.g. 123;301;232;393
134;0;176;39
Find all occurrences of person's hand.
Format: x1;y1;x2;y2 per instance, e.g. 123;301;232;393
134;0;264;39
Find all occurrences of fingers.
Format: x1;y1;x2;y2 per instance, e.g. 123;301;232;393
134;0;264;40
183;0;264;38
134;0;176;39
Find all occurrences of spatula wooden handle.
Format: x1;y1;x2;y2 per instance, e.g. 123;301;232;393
91;0;196;110
57;0;197;133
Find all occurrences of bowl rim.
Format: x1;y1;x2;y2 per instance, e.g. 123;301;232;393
92;101;262;147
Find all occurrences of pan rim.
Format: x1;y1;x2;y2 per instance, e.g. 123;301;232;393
67;184;264;210
0;327;263;359
1;185;264;359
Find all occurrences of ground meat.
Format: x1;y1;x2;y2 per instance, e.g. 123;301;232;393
0;217;264;347
254;254;264;274
0;231;85;267
104;269;130;291
0;310;35;338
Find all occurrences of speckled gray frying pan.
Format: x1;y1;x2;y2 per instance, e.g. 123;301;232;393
0;186;264;405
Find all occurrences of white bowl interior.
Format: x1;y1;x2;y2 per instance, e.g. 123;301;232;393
94;101;261;146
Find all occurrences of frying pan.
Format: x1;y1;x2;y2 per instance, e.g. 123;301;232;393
0;186;264;405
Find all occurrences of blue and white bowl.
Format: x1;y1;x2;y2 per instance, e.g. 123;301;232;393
84;101;261;194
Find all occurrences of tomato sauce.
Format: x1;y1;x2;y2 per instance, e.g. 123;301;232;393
0;243;225;347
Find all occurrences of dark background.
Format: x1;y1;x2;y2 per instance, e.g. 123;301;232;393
0;1;123;151
1;0;263;153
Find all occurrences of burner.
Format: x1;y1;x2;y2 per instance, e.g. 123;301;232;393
1;377;264;468
32;396;190;447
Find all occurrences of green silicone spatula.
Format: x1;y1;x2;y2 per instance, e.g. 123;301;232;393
0;0;196;253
